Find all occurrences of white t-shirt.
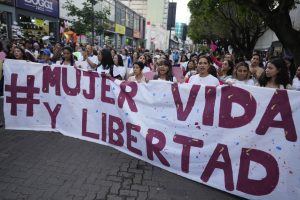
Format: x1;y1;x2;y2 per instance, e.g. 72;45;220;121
156;76;177;82
122;55;128;68
97;65;110;75
80;55;99;70
188;74;220;86
129;66;151;74
292;78;300;91
181;61;188;71
226;78;255;86
55;60;79;67
113;65;126;79
185;70;197;79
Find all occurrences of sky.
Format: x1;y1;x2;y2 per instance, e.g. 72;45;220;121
173;0;191;24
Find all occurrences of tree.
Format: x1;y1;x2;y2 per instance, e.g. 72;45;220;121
63;0;110;45
234;0;300;64
188;0;266;58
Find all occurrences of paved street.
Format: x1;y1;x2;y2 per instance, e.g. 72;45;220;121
0;128;244;200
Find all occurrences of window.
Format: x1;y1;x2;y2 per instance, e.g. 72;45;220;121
134;14;140;31
126;9;134;28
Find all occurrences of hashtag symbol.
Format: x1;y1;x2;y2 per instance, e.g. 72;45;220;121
5;73;40;116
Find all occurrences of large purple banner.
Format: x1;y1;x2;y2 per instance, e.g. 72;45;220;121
16;0;59;18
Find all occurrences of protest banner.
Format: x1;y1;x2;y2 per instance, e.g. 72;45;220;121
3;59;300;200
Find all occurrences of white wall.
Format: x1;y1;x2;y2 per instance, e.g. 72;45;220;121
145;24;169;50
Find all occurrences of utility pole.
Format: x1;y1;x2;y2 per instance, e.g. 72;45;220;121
167;0;176;52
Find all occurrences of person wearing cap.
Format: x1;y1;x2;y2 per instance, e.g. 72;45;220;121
39;49;53;65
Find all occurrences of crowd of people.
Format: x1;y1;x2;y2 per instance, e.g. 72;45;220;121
0;39;300;126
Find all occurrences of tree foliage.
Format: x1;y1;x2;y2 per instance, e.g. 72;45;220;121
188;0;300;64
234;0;300;64
188;0;266;58
63;0;110;35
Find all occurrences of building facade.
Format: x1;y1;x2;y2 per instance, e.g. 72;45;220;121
119;0;147;18
120;0;169;50
1;0;145;49
0;0;15;41
1;0;60;41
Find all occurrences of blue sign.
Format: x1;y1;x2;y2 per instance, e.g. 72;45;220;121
16;0;59;18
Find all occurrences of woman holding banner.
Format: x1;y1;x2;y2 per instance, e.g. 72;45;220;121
258;58;292;89
153;59;176;82
188;56;220;86
58;46;77;67
226;62;255;86
96;49;114;76
128;61;147;83
113;54;126;80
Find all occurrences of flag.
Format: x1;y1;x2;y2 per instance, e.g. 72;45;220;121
210;40;217;52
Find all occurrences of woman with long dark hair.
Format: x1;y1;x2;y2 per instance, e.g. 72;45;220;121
113;54;126;80
284;56;297;83
97;48;114;76
180;54;189;72
132;51;140;63
219;60;234;81
183;60;197;82
111;49;117;59
13;46;27;60
258;58;292;89
188;55;219;86
153;59;176;82
60;46;76;66
226;62;255;86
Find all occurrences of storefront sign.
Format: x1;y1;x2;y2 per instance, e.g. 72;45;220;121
133;31;141;39
0;0;14;6
16;0;59;17
115;24;125;35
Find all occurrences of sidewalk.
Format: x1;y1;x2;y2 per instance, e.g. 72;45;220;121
0;129;244;200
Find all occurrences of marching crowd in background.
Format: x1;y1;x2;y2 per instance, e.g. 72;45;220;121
1;39;300;88
0;39;300;126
